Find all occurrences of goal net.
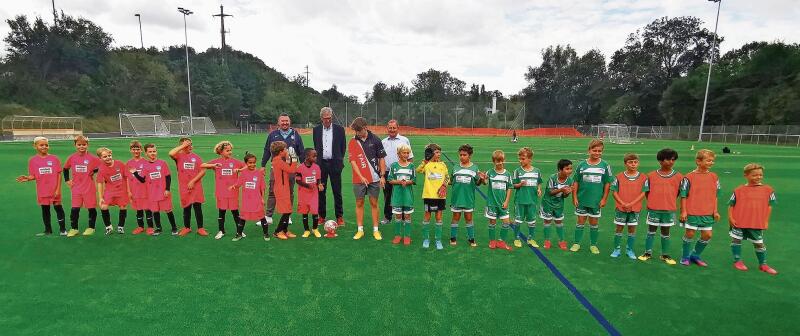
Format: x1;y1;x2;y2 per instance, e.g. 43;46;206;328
593;124;634;144
1;115;83;141
180;116;217;134
119;113;169;136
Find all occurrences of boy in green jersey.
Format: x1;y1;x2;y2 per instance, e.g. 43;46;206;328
449;144;485;247
571;139;613;254
387;144;416;246
511;147;542;248
485;150;513;251
540;159;574;250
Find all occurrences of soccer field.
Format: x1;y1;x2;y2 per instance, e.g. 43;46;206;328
1;134;798;335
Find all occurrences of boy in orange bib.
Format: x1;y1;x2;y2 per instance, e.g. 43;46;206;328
728;163;778;275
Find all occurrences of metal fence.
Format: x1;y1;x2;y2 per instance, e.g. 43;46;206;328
630;125;800;146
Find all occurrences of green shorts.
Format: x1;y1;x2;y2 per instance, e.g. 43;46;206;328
514;204;537;224
391;206;414;215
574;206;601;218
683;215;715;231
539;206;565;221
614;210;639;226
485;206;510;220
450;206;474;213
729;227;764;243
646;210;676;227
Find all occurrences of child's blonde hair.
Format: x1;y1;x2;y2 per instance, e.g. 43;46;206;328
33;136;48;145
270;141;287;156
397;143;411;156
517;147;533;159
74;135;89;144
492;150;505;163
214;141;233;154
623;153;639;163
695;149;715;160
588;139;604;150
96;147;112;157
743;163;764;175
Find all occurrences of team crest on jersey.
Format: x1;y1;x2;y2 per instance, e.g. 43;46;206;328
47;161;53;166
252;176;257;181
156;165;162;170
84;159;89;164
229;163;234;168
191;157;196;162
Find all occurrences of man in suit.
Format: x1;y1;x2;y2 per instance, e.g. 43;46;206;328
313;107;346;226
261;113;305;225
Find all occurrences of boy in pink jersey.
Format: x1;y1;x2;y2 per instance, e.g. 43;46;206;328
202;141;246;239
296;148;323;238
16;137;67;236
131;144;177;236
169;137;206;236
229;152;270;241
63;135;101;237
126;141;148;234
96;147;130;235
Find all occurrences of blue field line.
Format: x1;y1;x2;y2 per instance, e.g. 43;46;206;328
516;231;621;336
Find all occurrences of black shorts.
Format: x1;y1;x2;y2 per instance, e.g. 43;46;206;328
423;198;446;212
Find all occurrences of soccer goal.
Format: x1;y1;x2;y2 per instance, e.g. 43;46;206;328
1;115;83;141
180;116;217;134
119;113;169;137
593;124;634;144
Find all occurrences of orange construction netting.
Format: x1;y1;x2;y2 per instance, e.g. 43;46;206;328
289;126;582;137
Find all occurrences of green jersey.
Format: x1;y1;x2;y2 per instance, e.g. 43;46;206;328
387;162;416;207
486;169;512;207
573;159;613;208
512;166;542;205
450;162;480;208
542;173;574;211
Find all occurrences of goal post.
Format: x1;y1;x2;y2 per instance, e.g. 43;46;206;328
119;113;169;137
181;116;217;134
592;124;634;144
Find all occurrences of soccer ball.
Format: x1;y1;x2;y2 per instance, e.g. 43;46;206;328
324;220;337;231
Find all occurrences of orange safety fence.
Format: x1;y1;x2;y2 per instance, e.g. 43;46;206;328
286;126;583;137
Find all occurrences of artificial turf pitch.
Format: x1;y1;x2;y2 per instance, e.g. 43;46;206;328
1;134;798;335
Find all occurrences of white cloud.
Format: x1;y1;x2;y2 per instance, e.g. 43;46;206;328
1;0;798;99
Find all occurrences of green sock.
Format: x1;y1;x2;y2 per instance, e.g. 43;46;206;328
466;222;475;239
510;224;520;240
488;224;496;240
556;224;565;241
434;222;443;241
682;237;693;259
644;231;655;253
450;222;458;239
627;234;635;251
731;243;742;261
528;225;536;240
394;219;402;236
613;233;622;249
660;235;670;255
573;224;585;244
404;220;412;237
692;239;709;257
755;247;767;264
589;225;599;246
422;221;430;240
543;224;551;240
500;224;509;241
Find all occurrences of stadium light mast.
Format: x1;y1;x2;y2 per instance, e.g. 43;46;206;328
134;14;144;49
178;7;194;135
698;0;722;142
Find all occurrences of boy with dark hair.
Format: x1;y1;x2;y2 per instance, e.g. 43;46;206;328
540;159;574;250
610;153;647;259
638;148;682;265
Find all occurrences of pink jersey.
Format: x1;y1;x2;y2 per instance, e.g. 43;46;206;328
28;154;62;198
64;152;100;195
237;169;266;213
126;158;148;199
142;159;171;201
97;160;129;198
174;152;204;191
296;162;321;205
209;157;245;198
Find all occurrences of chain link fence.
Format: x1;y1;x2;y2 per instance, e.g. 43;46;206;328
631;125;800;146
323;101;526;130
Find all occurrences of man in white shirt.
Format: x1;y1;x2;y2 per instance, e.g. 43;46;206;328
381;119;413;224
312;107;346;226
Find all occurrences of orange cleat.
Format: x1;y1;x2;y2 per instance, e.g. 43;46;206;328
488;240;497;249
392;235;402;244
286;231;297;238
337;217;345;227
733;260;748;271
403;237;411;246
275;232;288;240
145;228;155;235
197;228;209;236
543;240;552;250
496;241;513;251
178;228;192;236
132;227;145;235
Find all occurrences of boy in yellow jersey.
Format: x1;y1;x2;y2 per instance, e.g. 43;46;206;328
416;144;450;250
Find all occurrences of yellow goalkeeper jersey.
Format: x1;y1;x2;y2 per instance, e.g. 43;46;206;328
418;161;449;199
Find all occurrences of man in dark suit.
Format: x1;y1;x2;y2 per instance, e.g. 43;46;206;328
313;107;346;226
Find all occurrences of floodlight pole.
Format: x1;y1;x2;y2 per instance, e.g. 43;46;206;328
178;7;194;135
134;14;144;49
698;0;721;142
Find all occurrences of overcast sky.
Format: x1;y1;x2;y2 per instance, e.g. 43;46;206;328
1;0;798;100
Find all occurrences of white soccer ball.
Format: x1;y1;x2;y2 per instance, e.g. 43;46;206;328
324;219;338;231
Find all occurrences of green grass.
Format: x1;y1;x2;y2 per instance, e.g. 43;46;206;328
1;134;799;335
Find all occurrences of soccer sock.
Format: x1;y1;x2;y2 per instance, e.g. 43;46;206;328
421;221;430;240
230;210;241;231
573;224;585;244
192;202;204;228
88;208;97;229
312;215;319;230
543;224;551;241
136;210;144;228
145;210;154;228
404;220;412;237
488;224;496;240
450;221;458;239
692;239;709;257
434;222;443;241
555;224;565;241
70;207;80;230
500;224;510;241
236;217;245;235
644;231;656;253
394;219;402;236
260;217;270;235
755;247;767;265
54;205;65;231
183;206;192;229
281;214;291;233
303;214;310;231
218;209;226;233
166;211;177;231
153;212;162;229
731;242;742;261
101;209;111;227
466;221;475;240
40;205;53;233
118;209;127;227
589;225;599;246
681;237;693;259
527;223;536;240
660;234;670;255
627;234;636;251
613;232;622;249
510;224;521;241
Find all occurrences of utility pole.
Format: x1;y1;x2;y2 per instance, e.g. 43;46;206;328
213;5;232;62
134;14;144;49
304;65;310;87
